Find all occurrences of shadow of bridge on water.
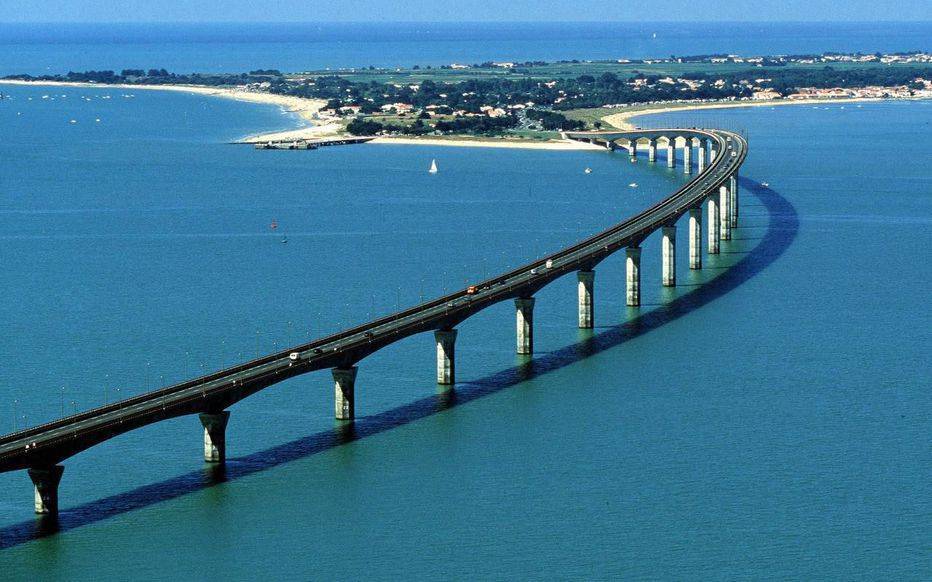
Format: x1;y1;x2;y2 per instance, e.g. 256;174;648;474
0;177;798;550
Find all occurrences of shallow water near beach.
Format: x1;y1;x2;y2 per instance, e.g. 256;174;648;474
0;87;929;578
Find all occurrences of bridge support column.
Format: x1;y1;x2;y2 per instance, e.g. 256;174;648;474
648;139;656;163
697;146;706;172
28;465;64;515
577;270;595;328
719;185;732;241
628;140;638;159
708;196;721;255
683;142;692;175
515;297;535;355
435;329;457;385
333;366;358;420
708;140;717;163
604;140;614;152
199;411;230;463
626;247;641;307
666;141;676;168
689;207;703;269
661;226;677;287
730;173;739;227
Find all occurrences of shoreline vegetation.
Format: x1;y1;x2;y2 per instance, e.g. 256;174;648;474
3;51;931;149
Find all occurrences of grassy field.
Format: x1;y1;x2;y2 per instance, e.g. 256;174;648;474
288;60;926;84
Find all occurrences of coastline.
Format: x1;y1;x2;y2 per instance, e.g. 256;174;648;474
369;136;604;150
600;96;908;129
3;78;926;148
0;79;338;142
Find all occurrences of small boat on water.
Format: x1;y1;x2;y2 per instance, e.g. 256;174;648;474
629;182;638;188
761;182;770;187
428;159;438;174
584;167;592;174
281;235;288;244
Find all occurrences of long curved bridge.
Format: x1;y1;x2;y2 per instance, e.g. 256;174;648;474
2;127;747;515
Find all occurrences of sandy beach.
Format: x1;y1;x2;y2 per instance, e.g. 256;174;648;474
600;97;895;130
370;136;604;150
0;78;337;142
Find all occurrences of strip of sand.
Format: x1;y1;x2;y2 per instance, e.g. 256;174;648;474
0;79;336;142
600;97;899;130
369;136;604;150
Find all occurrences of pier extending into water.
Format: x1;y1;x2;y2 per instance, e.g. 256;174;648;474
1;127;746;515
250;136;374;150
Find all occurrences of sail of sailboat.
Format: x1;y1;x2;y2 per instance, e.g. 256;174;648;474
428;159;438;173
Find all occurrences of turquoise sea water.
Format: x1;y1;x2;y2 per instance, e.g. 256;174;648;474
0;86;929;579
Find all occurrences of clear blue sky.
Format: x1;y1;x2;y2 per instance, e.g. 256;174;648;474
2;1;929;23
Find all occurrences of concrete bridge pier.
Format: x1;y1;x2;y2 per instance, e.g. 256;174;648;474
661;226;677;286
628;140;638;160
604;140;614;152
708;195;721;255
697;146;706;172
709;140;718;163
719;185;732;240
28;464;64;515
648;139;657;163
688;207;703;269
577;270;595;328
435;329;457;385
730;173;739;227
515;297;535;355
333;366;358;420
682;141;692;175
199;411;230;463
666;141;676;168
626;247;642;306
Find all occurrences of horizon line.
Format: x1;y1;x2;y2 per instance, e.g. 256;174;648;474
3;19;932;25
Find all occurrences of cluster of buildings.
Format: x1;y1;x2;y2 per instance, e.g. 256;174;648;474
672;51;932;66
783;86;918;99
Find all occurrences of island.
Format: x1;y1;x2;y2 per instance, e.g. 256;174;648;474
4;51;931;146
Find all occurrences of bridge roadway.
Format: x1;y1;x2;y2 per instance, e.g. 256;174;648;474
0;127;747;514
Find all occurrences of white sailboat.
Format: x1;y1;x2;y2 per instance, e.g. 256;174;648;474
428;159;438;174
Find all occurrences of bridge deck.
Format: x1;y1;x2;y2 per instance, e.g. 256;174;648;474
0;128;747;473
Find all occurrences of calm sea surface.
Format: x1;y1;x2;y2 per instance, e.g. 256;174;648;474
0;21;930;75
0;26;930;580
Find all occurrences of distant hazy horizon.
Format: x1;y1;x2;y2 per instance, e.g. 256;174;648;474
1;21;928;76
2;0;930;24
